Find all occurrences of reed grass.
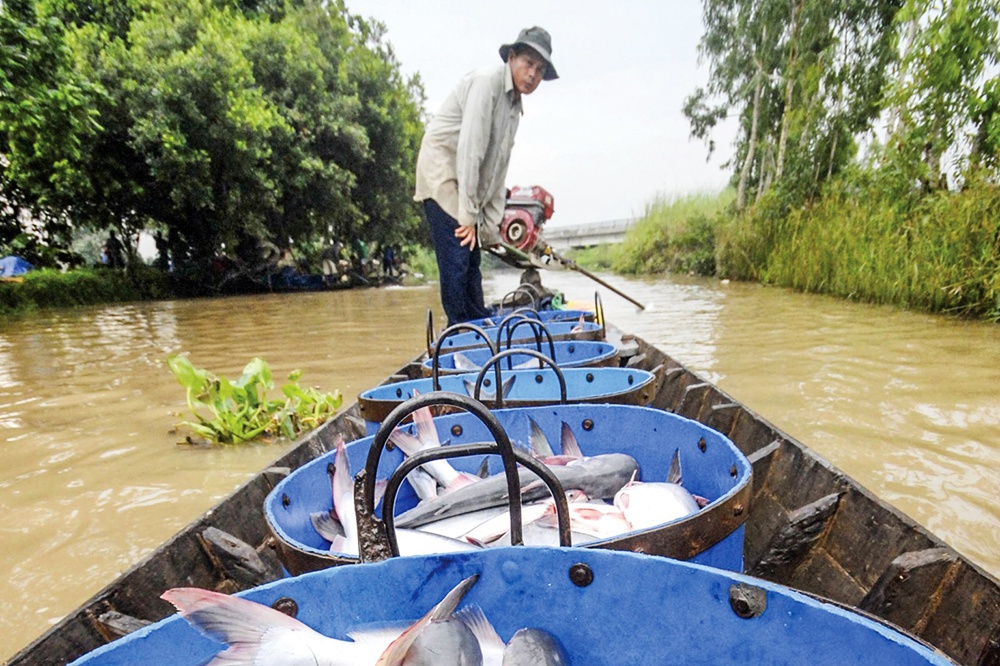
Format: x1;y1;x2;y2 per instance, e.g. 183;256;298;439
611;191;735;276
724;177;1000;320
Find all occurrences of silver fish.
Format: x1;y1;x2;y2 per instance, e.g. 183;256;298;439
394;453;639;529
502;628;570;665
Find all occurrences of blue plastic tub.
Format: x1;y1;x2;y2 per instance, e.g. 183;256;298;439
70;547;955;666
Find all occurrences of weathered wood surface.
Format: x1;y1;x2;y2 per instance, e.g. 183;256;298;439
8;329;1000;666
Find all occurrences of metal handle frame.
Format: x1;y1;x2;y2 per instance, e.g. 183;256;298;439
473;348;568;408
430;323;497;391
359;391;572;559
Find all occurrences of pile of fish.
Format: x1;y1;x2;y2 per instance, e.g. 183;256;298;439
162;574;569;665
310;405;705;556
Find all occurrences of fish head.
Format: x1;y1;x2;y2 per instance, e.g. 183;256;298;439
502;627;570;666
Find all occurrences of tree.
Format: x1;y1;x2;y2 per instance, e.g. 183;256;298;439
0;0;102;264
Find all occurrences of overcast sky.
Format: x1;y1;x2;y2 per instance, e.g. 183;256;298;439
343;0;738;227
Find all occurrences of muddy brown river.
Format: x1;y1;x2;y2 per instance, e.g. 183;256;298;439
1;269;998;661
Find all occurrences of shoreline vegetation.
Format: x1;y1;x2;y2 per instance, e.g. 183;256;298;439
570;184;1000;323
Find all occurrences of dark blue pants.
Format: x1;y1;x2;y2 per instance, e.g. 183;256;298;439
424;199;491;327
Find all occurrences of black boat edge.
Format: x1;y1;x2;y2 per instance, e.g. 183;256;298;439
7;324;1000;666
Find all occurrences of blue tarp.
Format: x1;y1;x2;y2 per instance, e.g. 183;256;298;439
0;256;34;278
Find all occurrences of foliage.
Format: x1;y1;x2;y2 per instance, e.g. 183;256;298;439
0;0;104;264
720;172;1000;319
167;354;342;445
401;242;439;281
0;264;171;315
1;0;427;287
611;191;734;276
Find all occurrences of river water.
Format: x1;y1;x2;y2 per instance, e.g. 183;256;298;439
1;269;998;660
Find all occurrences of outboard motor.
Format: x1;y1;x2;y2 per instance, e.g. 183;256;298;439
499;185;554;255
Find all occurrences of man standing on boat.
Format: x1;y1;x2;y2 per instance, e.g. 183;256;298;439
414;26;558;326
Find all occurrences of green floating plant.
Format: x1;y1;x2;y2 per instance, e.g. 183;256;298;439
167;355;342;445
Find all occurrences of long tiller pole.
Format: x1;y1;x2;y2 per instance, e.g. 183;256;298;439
554;252;646;311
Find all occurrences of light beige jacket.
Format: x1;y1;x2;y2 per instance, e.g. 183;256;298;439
414;63;522;228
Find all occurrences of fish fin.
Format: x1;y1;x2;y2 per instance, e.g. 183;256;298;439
388;428;424;457
310;511;344;542
373;479;388;507
559;421;584;459
453;352;478;371
411;404;440;448
455;605;505;654
528;417;554;457
162;587;307;647
464;377;492;400
693;494;710;508
666;448;682;485
330;534;357;556
476;457;491;479
406;467;439;502
500;375;517;398
375;575;480;665
332;440;352;521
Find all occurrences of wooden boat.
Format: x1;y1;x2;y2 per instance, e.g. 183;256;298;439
69;548;953;665
264;396;752;574
8;324;1000;666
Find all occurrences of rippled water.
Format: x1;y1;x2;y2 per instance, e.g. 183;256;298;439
1;271;998;661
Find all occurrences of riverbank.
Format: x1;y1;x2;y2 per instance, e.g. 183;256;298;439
0;265;173;317
0;244;441;318
573;182;1000;322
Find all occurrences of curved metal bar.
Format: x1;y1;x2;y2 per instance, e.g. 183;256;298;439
500;283;539;313
362;391;571;558
501;318;556;369
473;348;568;408
430;323;497;391
381;444;572;555
594;291;606;340
425;309;435;357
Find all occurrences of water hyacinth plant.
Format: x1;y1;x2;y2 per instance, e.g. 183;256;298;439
167;355;342;445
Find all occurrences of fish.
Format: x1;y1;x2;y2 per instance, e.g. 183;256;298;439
394;453;639;529
613;449;700;530
311;436;480;556
376;575;482;666
452;351;547;372
502;628;570;665
389;402;480;495
160;575;487;666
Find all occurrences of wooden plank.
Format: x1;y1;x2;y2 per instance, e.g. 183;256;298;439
748;492;843;583
916;559;1000;666
860;548;959;633
675;382;712;420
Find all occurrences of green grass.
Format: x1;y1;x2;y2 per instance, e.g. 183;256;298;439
721;176;1000;320
0;265;172;317
566;191;735;276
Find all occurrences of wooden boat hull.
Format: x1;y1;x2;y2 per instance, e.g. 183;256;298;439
358;365;662;430
263;403;752;575
8;324;1000;666
69;547;953;665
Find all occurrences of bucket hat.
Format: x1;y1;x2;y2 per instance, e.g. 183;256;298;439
499;26;558;80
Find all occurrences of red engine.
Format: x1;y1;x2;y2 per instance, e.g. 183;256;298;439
499;185;555;253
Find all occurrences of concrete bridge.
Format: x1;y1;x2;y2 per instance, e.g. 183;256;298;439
543;218;638;250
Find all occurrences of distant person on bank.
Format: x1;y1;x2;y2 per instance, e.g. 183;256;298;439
414;26;558;326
